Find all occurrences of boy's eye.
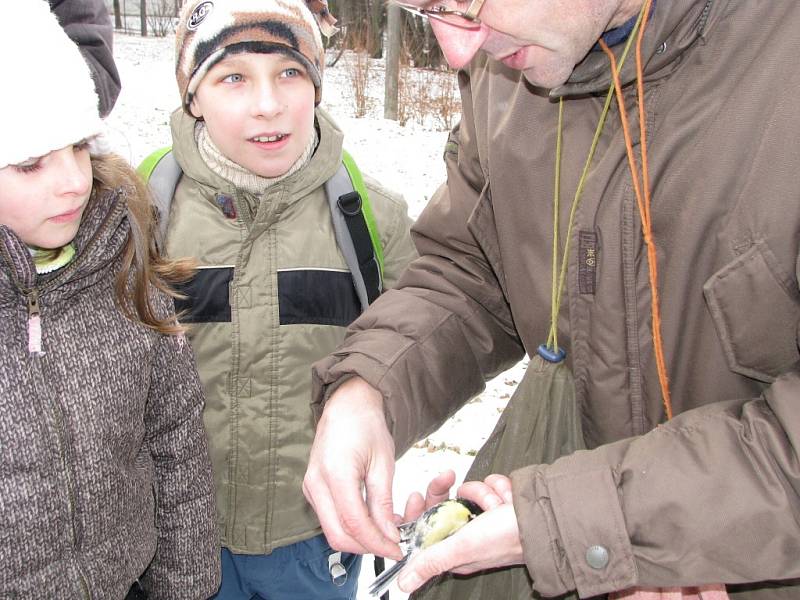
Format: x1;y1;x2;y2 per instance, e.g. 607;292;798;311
222;73;244;83
282;67;303;78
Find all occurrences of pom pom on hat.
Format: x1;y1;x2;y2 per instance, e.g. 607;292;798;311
0;1;102;170
175;0;337;112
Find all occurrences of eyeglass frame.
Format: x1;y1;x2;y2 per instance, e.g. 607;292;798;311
392;0;486;29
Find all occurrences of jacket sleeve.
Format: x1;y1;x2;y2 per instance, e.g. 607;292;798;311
48;0;121;117
139;315;220;598
312;68;525;455
511;366;800;598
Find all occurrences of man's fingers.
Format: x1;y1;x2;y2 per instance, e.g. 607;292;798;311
323;460;400;558
404;470;457;523
397;533;467;593
457;480;504;511
484;474;513;503
397;504;525;593
304;469;401;558
423;469;455;508
364;456;403;555
403;491;426;523
302;469;372;555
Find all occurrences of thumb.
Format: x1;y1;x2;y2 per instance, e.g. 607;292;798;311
397;535;462;593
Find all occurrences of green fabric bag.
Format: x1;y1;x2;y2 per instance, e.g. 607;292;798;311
411;355;585;600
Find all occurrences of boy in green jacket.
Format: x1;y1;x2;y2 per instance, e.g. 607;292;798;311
158;0;417;597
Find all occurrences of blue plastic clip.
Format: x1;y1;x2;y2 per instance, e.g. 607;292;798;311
537;344;566;363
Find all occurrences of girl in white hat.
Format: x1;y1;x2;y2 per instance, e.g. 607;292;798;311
0;2;220;597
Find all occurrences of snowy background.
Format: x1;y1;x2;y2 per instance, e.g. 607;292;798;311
106;33;526;598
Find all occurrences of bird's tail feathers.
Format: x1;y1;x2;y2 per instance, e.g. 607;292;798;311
368;554;409;597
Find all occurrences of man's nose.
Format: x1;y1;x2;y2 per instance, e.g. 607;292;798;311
429;18;490;69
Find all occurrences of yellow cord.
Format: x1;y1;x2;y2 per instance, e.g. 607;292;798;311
544;4;649;355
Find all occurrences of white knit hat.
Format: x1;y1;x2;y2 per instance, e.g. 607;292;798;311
0;0;103;169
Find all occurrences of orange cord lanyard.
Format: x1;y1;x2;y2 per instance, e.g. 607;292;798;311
541;0;673;421
599;0;673;420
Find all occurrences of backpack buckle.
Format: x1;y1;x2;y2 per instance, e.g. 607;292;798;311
337;191;362;217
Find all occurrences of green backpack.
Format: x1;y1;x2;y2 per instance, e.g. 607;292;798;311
138;147;385;311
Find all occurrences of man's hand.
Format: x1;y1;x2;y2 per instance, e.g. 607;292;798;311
397;475;525;593
302;376;402;559
401;469;457;524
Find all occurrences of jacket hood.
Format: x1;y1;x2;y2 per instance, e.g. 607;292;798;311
0;187;129;308
170;105;345;213
551;0;719;97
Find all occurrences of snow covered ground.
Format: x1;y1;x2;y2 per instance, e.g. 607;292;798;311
107;33;525;598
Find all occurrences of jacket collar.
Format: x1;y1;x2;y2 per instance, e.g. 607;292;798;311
170;105;346;213
551;0;719;97
0;187;129;303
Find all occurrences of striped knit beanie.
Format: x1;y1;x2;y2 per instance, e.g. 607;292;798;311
175;0;337;112
0;1;102;169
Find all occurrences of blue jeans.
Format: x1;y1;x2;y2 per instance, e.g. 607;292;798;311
211;534;362;600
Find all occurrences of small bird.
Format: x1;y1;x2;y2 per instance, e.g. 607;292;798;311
368;497;483;597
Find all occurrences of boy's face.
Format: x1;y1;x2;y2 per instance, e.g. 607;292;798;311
190;52;317;179
0;143;92;248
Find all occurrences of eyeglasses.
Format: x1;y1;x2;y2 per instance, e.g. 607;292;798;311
392;0;485;30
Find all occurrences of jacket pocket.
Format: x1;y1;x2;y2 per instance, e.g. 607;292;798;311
704;239;800;382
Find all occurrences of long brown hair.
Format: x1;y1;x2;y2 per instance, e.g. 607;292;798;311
90;153;195;335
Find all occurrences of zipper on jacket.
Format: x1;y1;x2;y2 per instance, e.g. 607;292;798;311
19;198;127;353
12;264;91;593
24;284;90;590
27;351;92;599
8;200;125;600
26;288;43;354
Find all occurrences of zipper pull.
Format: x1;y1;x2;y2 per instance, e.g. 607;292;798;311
27;289;43;355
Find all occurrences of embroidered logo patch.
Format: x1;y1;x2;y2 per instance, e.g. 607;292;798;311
187;1;214;30
579;230;598;295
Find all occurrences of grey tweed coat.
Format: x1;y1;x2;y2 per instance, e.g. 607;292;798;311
0;188;220;599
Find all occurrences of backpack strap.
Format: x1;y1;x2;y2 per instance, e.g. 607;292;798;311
140;146;384;313
138;146;181;244
326;150;384;312
341;150;385;275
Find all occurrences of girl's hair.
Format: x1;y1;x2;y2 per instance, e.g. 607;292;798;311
90;153;195;335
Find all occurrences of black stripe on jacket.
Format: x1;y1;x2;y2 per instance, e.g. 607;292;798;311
175;267;360;327
278;269;360;326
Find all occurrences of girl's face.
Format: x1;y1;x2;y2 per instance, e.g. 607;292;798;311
190;52;316;178
0;143;92;249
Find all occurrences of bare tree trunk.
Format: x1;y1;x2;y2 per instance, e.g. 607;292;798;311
330;0;351;61
384;4;401;121
140;0;147;37
113;0;122;29
368;0;383;58
335;0;351;34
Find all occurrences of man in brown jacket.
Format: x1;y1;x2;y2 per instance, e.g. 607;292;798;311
303;0;800;598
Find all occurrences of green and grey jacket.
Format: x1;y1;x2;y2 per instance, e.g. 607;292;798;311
0;188;219;598
165;107;417;554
